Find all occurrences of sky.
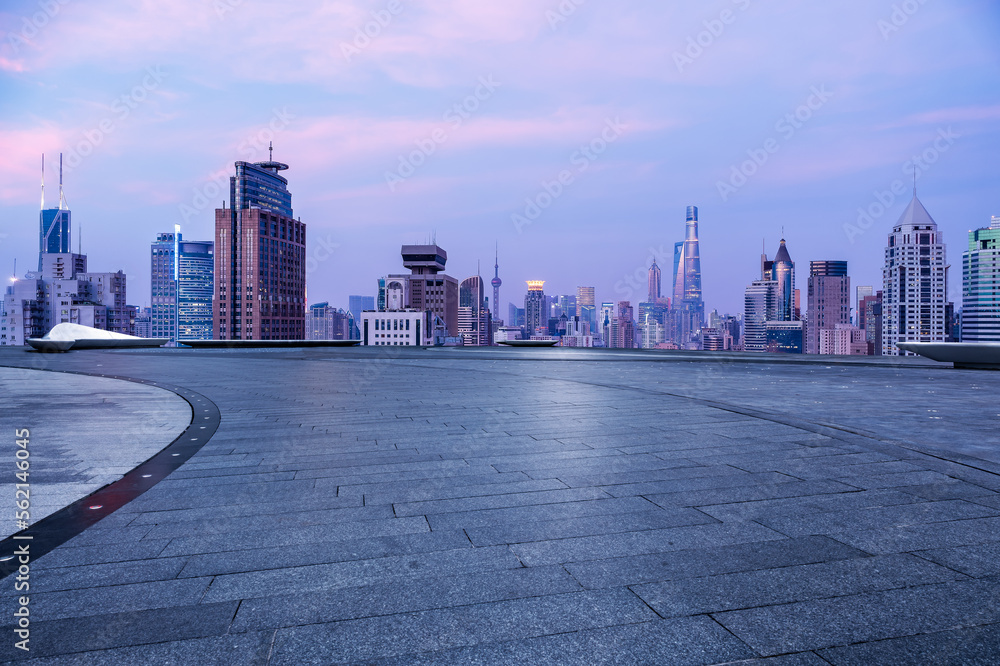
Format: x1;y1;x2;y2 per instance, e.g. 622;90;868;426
1;0;999;317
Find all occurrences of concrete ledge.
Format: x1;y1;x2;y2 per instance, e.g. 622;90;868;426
898;341;1000;369
183;339;359;348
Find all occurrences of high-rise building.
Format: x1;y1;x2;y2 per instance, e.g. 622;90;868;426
459;275;491;345
348;294;375;339
882;192;949;355
383;244;459;340
132;306;152;338
599;302;614;347
214;149;306;340
376;279;387;312
507;303;525;328
671;241;684;305
962;216;1000;342
640;311;664;348
151;231;214;343
805;260;850;354
671;206;705;347
576;286;596;335
306;302;350;340
744;279;778;352
38;154;71;269
860;290;883;355
150;233;176;340
855;285;874;327
524;281;546;337
762;238;796;321
551;294;577;320
491;245;502;323
648;259;661;302
616;301;636;349
349;295;375;321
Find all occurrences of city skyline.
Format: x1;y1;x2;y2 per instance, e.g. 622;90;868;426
1;2;997;316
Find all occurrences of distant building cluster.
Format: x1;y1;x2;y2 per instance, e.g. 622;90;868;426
2;155;997;353
1;155;135;346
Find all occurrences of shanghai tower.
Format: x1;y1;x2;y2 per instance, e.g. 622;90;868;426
671;205;705;347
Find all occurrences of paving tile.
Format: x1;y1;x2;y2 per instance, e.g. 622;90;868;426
817;622;1000;665
427;496;658;531
3;631;275;665
157;514;429;557
367;616;757;665
828;515;1000;554
565;535;870;589
393;487;612;517
178;529;472;577
466;507;716;546
511;521;786;566
33;540;171;569
232;565;581;631
359;477;568;505
0;576;212;622
757;499;999;537
19;556;188;593
601;472;801;498
267;589;657;664
0;601;238;661
697;489;921;523
713;577;1000;656
915;541;1000;578
645;479;859;508
202;545;523;602
632;553;964;617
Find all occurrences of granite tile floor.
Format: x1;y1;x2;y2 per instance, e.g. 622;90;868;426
0;346;999;664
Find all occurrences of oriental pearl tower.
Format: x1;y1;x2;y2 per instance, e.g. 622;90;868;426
491;243;502;322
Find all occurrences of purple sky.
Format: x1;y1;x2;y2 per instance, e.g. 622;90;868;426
2;0;998;316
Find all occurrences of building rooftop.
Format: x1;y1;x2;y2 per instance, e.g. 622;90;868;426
1;346;999;663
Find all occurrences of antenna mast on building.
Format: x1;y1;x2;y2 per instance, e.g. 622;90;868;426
40;154;45;210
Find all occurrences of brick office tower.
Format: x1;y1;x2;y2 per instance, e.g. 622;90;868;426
214;150;306;340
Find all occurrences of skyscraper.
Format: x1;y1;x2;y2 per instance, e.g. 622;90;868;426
491;245;502;323
962;216;1000;342
860;291;883;355
882;192;949;355
648;259;661;302
855;285;874;326
306;302;351;340
762;239;796;321
459;275;490;345
524;281;546;337
151;231;214;343
744;279;778;352
671;206;705;347
576;286;595;335
214;149;306;340
38;154;71;269
805;261;850;354
616;301;636;348
600;302;614;347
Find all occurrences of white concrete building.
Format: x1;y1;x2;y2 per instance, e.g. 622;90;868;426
360;310;430;346
882;193;949;355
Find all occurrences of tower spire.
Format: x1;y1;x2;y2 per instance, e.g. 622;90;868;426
58;153;67;210
40;154;45;210
269;141;273;162
913;165;917;196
